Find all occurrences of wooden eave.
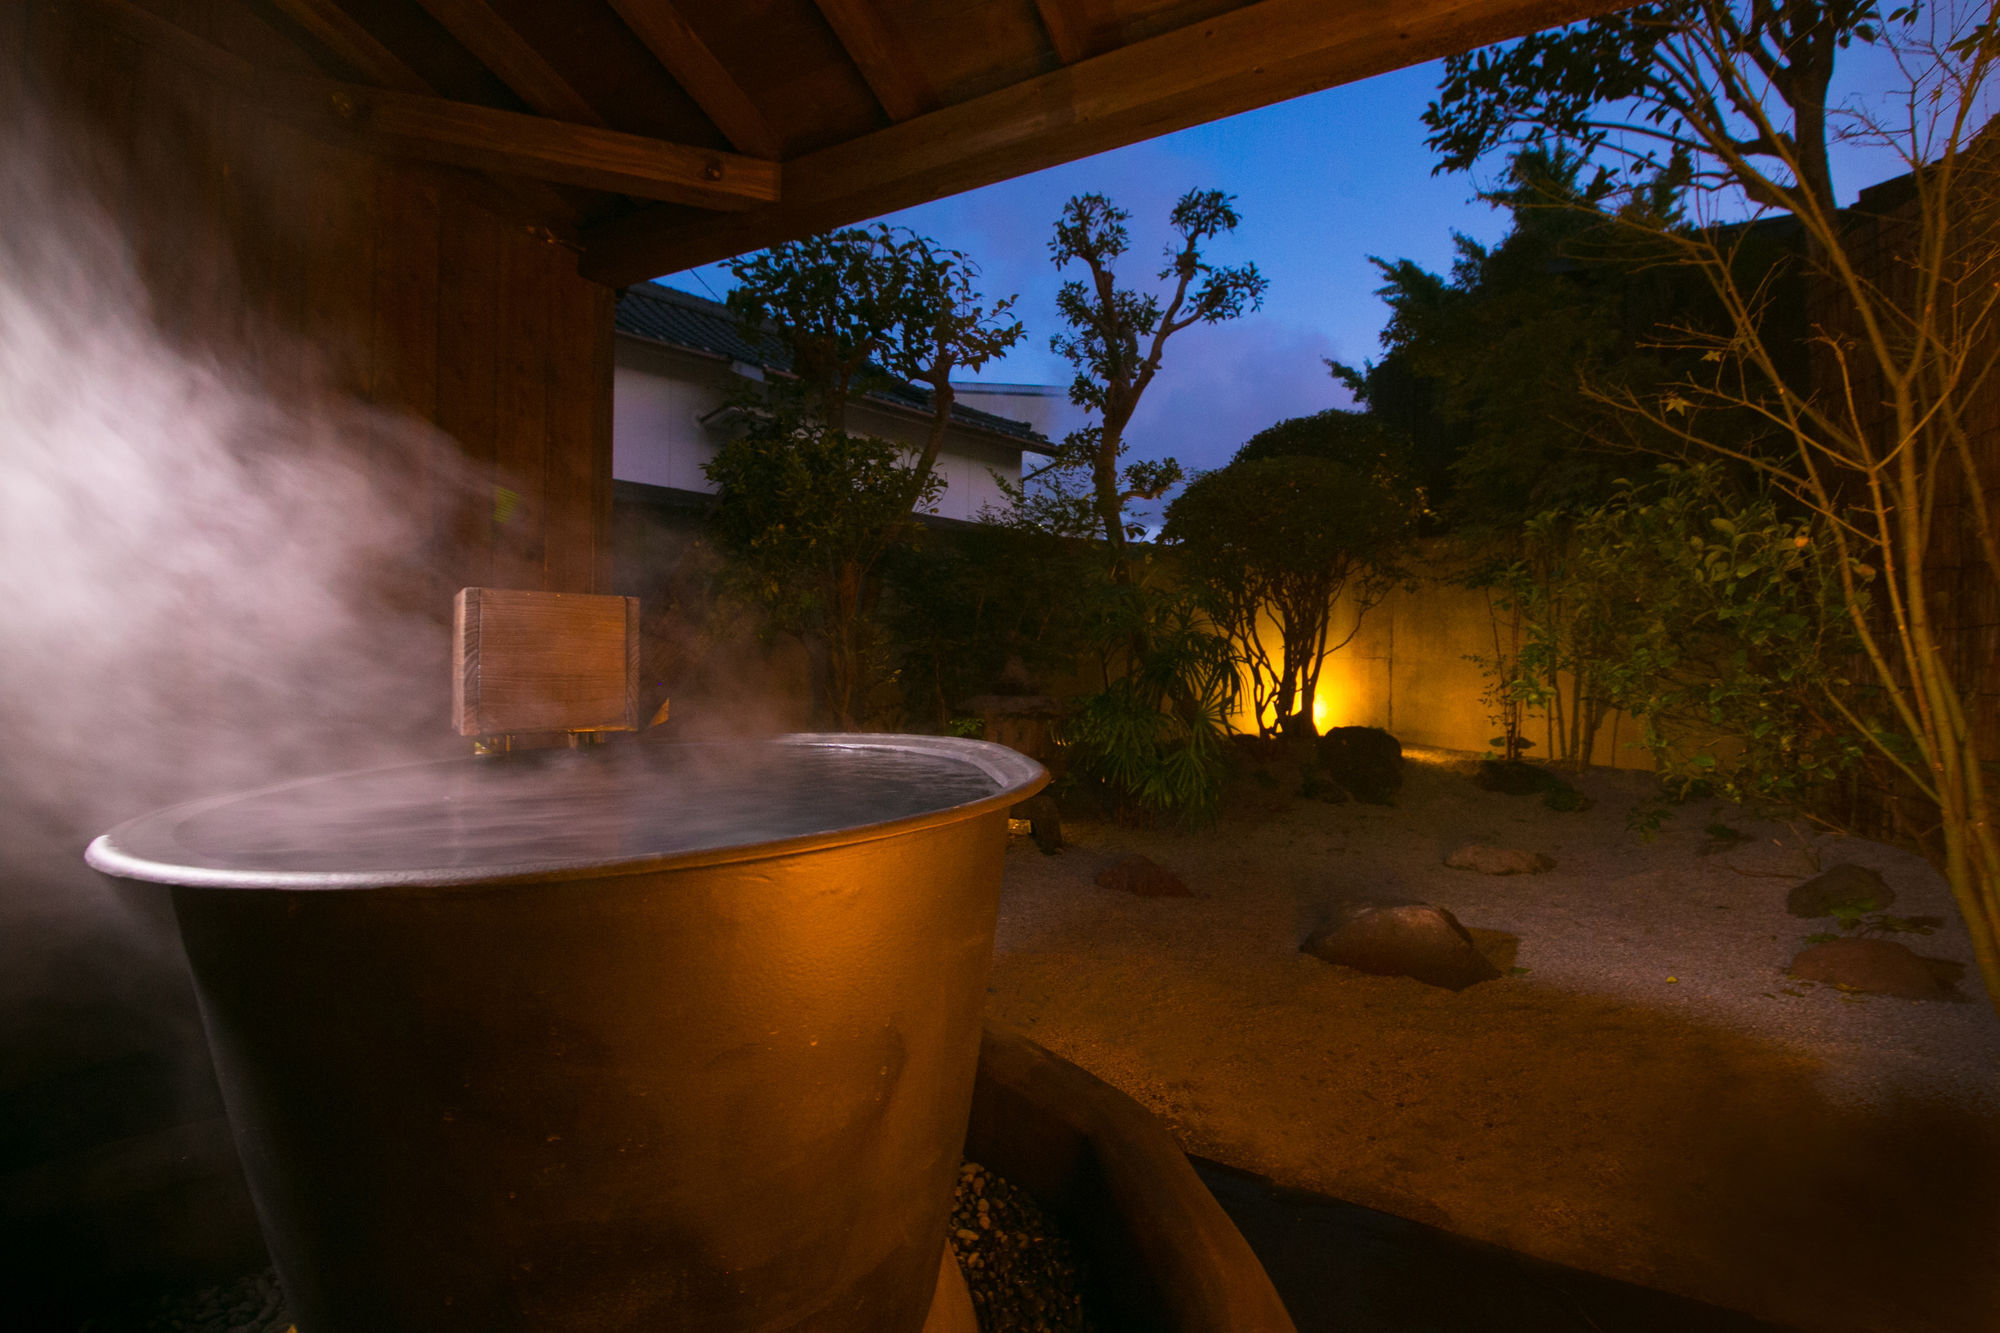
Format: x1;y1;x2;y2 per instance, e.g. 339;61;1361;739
90;0;1633;284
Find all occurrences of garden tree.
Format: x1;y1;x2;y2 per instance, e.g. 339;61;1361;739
1424;0;1900;224
880;513;1103;729
708;226;1021;727
1432;3;2000;1013
966;470;1242;824
1331;149;1711;537
1331;150;1719;763
1164;410;1415;738
1543;465;1866;793
1045;189;1266;575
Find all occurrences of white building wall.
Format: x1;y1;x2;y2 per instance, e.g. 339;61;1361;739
614;336;1034;523
612;340;732;492
951;381;1089;447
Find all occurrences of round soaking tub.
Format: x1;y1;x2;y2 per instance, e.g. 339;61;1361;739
85;735;1046;1333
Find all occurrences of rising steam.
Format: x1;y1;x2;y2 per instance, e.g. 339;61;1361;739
0;110;471;1045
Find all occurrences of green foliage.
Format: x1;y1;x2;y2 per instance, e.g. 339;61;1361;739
1334;150;1704;536
1424;3;1899;213
881;512;1103;727
1524;464;1874;807
1163;423;1414;736
1045;189;1266;559
1056;584;1238;827
705;422;936;610
711;225;1019;726
705;421;943;720
727;224;1021;433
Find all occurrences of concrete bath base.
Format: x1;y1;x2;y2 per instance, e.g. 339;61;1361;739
965;1023;1295;1333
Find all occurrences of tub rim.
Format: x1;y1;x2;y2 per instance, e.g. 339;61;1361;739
84;733;1048;893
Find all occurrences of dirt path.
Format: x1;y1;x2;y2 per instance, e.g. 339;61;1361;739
986;751;2000;1333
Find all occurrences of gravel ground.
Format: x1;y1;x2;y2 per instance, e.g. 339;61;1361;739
1358;752;1999;1110
988;749;2000;1333
949;1160;1096;1332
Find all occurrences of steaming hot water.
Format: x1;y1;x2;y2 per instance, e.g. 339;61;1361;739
88;739;1010;886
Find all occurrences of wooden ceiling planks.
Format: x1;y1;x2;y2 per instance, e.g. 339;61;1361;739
410;0;606;124
581;0;1636;284
99;0;1642;281
807;0;939;122
265;0;434;91
604;0;783;158
890;0;1065;108
87;0;778;209
485;0;731;149
1030;0;1094;63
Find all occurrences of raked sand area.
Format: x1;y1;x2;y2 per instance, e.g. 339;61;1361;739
986;750;2000;1333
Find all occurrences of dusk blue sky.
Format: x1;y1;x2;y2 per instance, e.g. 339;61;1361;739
665;45;1919;481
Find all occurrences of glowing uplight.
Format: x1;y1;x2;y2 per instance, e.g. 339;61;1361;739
1311;689;1336;734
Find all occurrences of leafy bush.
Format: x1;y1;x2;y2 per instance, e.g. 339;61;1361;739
1164;424;1412;737
1056;585;1237;826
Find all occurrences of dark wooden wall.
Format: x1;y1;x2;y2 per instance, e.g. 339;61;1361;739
1827;172;2000;767
9;0;615;604
0;5;617;1317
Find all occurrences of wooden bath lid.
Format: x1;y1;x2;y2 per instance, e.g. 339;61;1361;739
452;587;641;738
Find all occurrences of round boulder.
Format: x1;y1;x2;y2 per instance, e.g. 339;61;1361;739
1315;727;1403;804
1095;853;1192;898
1786;863;1894;918
1303;903;1503;991
1789;937;1943;999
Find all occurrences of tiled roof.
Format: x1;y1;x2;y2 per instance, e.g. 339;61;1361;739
614;283;1052;451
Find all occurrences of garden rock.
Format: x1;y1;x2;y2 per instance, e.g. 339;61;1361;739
1787;863;1894;918
1474;759;1553;795
1789;937;1943;999
1010;792;1064;855
1228;734;1318;801
1303;903;1502;991
1095;853;1192;898
1317;726;1403;804
1445;843;1555;875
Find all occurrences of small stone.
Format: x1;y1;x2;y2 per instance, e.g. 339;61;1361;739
1095;853;1192;898
1787;863;1894;918
1303;903;1503;991
1010;791;1065;855
1445;843;1555;875
1316;726;1404;804
1790;937;1943;999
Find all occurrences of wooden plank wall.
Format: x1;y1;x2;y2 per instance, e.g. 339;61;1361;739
1820;176;2000;767
1806;159;2000;847
12;0;615;610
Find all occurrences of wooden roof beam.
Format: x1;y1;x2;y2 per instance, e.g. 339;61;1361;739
606;0;783;158
1031;0;1099;65
809;0;937;122
582;0;1636;286
333;87;778;208
86;0;778;210
412;0;606;125
266;0;435;93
